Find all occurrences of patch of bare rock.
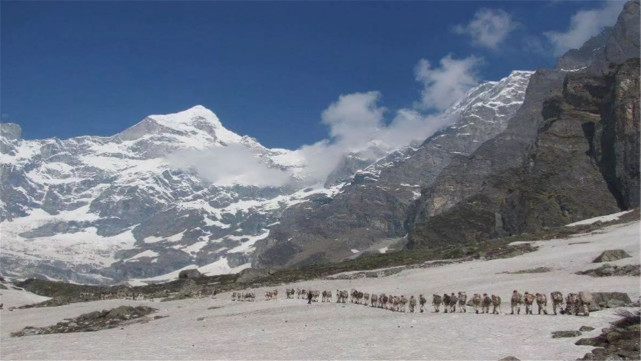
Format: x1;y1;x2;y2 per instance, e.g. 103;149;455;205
577;264;640;277
593;250;632;263
576;310;640;360
11;305;157;337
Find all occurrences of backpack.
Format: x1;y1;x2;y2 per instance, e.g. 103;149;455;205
551;292;563;302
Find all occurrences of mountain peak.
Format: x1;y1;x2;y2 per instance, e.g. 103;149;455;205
0;123;22;141
115;105;243;145
148;105;224;129
556;0;639;74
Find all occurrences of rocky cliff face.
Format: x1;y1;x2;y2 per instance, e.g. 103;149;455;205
406;2;640;248
597;58;640;209
557;1;640;75
253;71;534;268
409;69;568;223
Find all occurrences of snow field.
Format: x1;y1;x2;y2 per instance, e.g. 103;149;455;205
0;284;51;310
0;220;639;360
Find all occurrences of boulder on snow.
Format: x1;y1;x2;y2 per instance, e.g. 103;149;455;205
552;330;582;338
178;269;202;280
498;357;520;361
576;337;602;346
591;292;633;309
577;264;640;277
235;268;274;284
593;250;632;263
577;308;641;360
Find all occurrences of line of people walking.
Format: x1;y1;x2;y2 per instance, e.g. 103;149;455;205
246;288;593;316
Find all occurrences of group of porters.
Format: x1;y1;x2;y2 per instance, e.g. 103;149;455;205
431;290;593;316
233;288;594;316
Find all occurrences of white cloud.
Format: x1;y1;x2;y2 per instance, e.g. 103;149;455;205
166;55;482;186
303;54;482;182
544;0;624;56
321;91;385;146
415;55;482;111
293;84;463;184
166;143;292;187
293;92;388;183
453;9;518;49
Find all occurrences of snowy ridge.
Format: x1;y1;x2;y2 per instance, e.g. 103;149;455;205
446;70;534;118
356;70;534;182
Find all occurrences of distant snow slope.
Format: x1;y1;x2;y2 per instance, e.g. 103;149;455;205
1;220;638;360
0;280;50;309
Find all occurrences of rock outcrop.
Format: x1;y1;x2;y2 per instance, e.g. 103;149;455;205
253;71;534;268
408;58;639;248
576;310;640;360
578;264;640;277
406;2;639;249
591;292;633;309
11;306;156;336
552;330;582;338
178;269;202;280
593;250;633;263
557;1;640;76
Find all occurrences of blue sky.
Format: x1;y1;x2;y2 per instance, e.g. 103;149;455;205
1;1;625;149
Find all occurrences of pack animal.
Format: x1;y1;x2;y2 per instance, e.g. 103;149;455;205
523;292;535;315
472;294;482;314
481;293;492;314
550;291;563;315
510;290;523;315
432;294;442;313
458;292;467;313
449;293;458;313
442;293;451;313
535;293;548;315
491;295;502;314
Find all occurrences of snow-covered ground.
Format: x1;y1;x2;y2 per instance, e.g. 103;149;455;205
1;220;639;360
0;283;50;309
565;210;635;226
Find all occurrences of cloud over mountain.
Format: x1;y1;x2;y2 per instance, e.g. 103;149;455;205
292;54;481;184
453;8;518;49
545;0;625;55
166;144;293;187
414;55;482;111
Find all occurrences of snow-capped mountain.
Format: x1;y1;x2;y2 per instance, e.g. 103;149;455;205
356;70;534;186
0;106;333;284
0;70;534;284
